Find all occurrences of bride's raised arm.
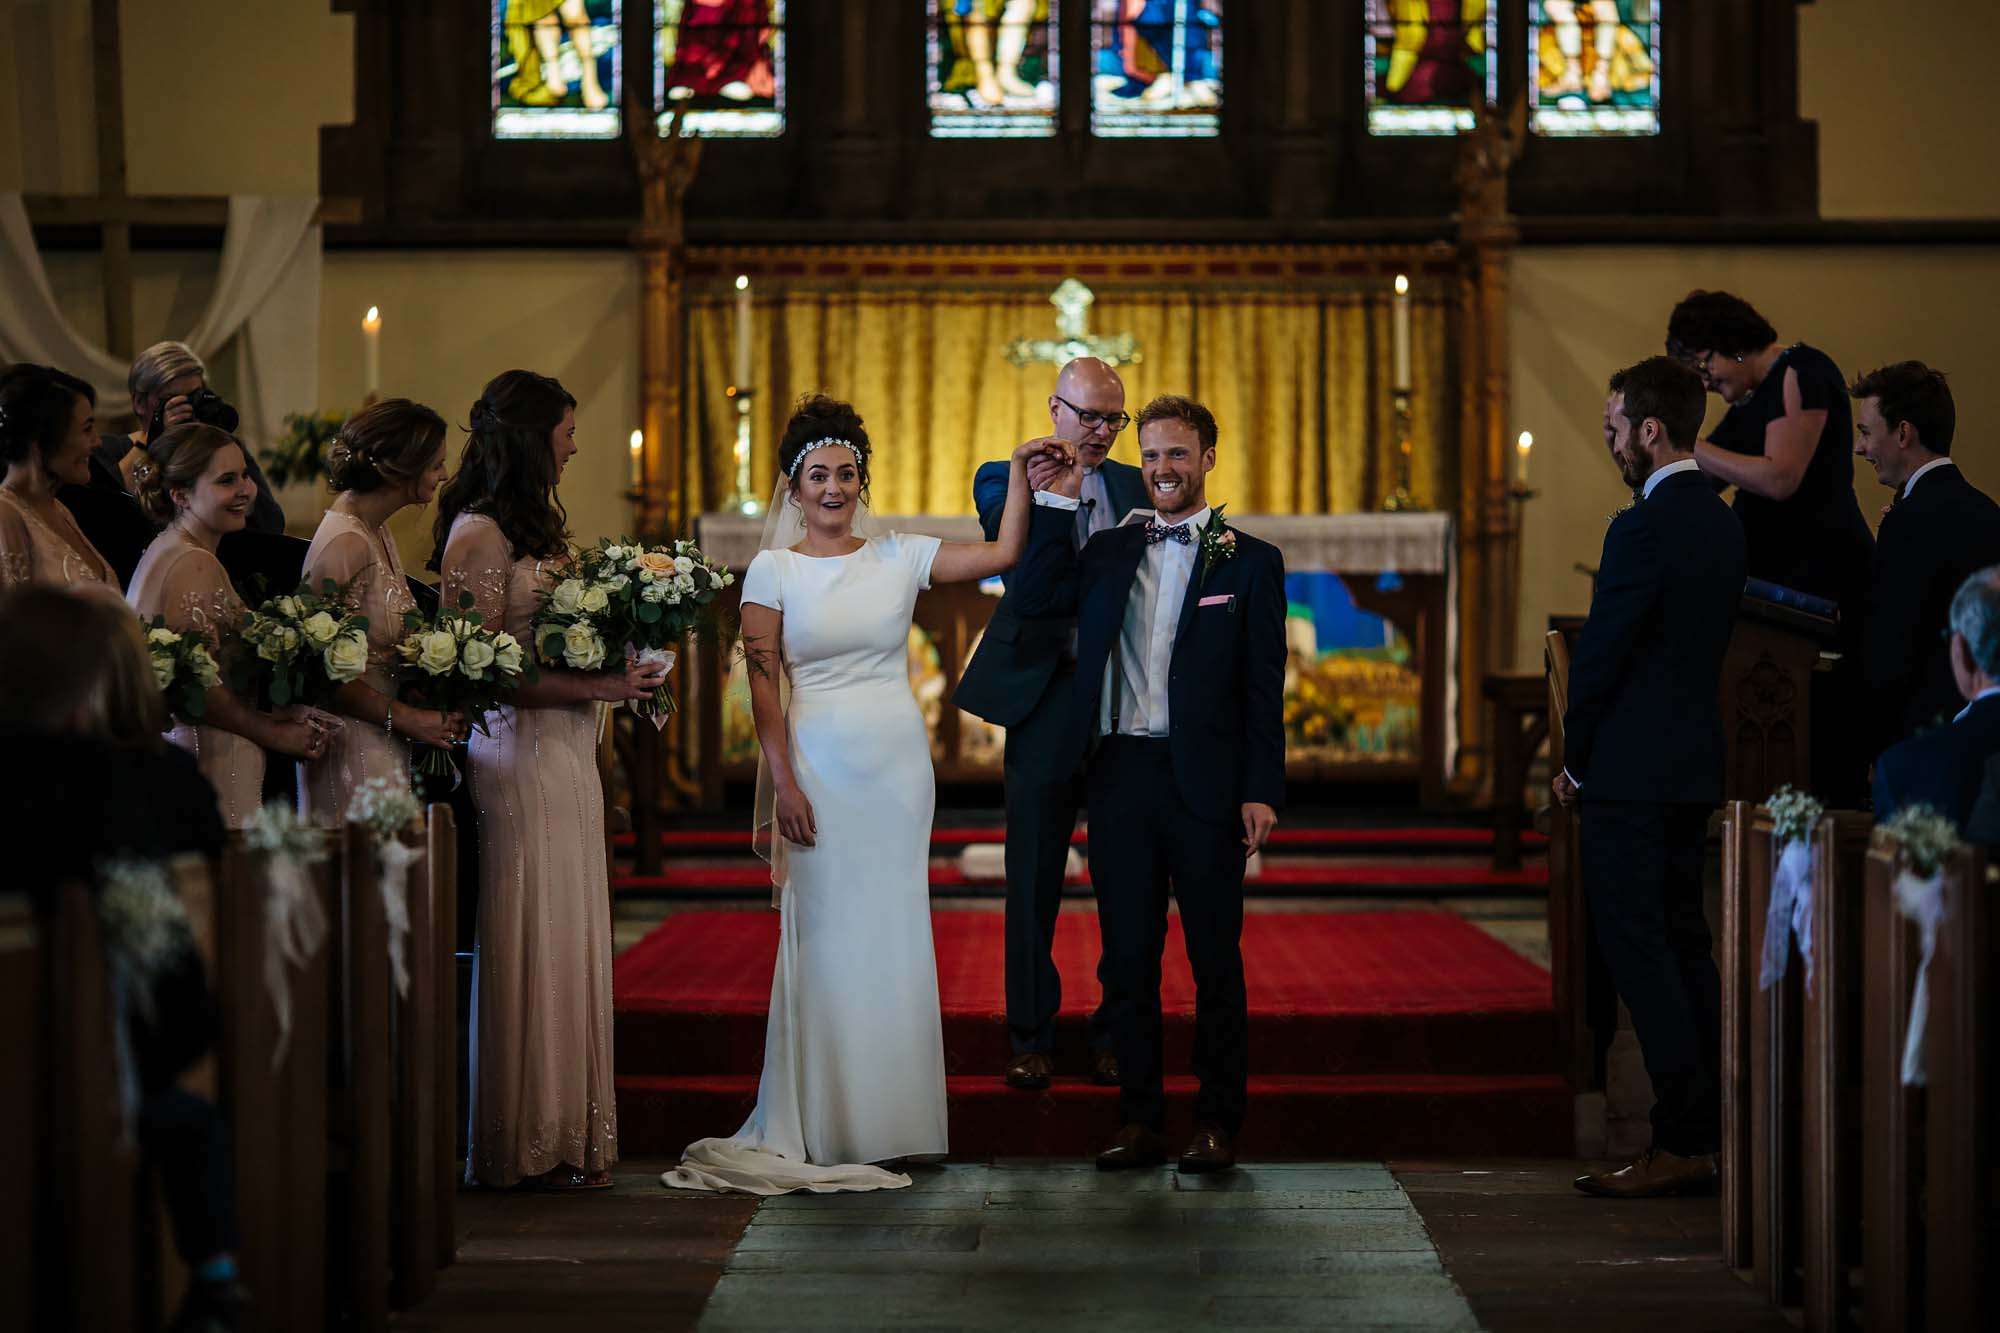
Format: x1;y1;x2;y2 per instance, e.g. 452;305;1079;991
927;436;1067;585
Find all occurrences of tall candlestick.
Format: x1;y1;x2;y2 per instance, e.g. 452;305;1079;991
629;429;644;488
1391;275;1411;392
1516;430;1533;487
733;274;752;391
362;306;382;398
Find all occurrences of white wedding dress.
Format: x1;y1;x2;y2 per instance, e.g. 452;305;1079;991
664;532;949;1195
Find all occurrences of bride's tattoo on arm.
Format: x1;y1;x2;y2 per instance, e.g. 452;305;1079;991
738;632;778;684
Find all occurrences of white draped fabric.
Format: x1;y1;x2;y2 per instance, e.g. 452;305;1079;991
0;192;321;451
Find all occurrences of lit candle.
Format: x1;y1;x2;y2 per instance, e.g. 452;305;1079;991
733;274;752;391
361;306;382;398
1516;430;1534;486
629;429;645;488
1391;275;1411;393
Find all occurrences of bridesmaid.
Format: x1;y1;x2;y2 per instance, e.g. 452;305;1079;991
0;363;122;600
128;424;326;827
298;400;466;824
433;370;666;1191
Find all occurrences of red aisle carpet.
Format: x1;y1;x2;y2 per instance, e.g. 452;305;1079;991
614;910;1570;1158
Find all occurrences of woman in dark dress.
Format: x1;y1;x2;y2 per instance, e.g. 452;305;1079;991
1667;290;1875;799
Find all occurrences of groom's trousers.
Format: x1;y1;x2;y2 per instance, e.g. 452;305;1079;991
1579;799;1723;1157
1002;664;1113;1057
1085;735;1249;1136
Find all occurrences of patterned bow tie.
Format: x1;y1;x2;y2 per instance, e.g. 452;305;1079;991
1144;519;1194;546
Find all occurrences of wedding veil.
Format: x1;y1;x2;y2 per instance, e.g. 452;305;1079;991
747;476;886;908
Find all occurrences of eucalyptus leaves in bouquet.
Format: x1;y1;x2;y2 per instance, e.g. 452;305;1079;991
394;592;536;778
142;615;222;723
236;580;371;708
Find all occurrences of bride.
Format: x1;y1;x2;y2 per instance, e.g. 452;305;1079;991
663;394;1057;1195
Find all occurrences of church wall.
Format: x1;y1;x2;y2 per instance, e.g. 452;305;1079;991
1511;243;2000;670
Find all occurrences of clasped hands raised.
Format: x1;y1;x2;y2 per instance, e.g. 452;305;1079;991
1013;436;1085;494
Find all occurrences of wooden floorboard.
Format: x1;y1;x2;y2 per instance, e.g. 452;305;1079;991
392;1162;756;1332
1392;1158;1791;1332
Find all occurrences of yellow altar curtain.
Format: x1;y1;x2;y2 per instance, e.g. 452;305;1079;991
684;285;1457;518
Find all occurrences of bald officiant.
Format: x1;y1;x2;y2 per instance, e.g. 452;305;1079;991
955;357;1145;1091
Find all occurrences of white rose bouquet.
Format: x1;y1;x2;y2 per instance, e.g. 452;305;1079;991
141;614;223;724
529;536;733;727
235;579;372;709
393;592;537;778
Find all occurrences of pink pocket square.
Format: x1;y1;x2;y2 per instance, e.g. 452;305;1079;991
1198;594;1234;607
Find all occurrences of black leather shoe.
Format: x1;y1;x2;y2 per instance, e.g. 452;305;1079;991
1091;1049;1121;1086
1004;1051;1052;1090
1177;1124;1237;1173
1573;1148;1717;1198
1095;1124;1170;1170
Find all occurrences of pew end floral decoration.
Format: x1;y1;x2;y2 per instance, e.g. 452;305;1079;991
1758;784;1826;992
1882;802;1965;1087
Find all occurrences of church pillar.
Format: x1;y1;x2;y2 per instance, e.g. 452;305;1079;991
627;102;703;539
1452;98;1527;788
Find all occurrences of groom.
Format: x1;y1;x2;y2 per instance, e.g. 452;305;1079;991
1011;395;1285;1172
955;356;1147;1090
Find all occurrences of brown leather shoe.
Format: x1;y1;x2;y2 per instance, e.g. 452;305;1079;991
1573;1148;1718;1199
1004;1052;1052;1090
1177;1124;1237;1173
1090;1049;1121;1086
1095;1124;1170;1170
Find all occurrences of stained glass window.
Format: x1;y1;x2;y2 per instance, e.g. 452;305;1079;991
1090;0;1222;138
492;1;623;139
1364;1;1496;136
1529;1;1659;136
928;0;1060;138
656;1;785;138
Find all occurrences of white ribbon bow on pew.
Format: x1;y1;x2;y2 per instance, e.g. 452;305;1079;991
1892;866;1947;1087
246;803;331;1070
1759;837;1817;992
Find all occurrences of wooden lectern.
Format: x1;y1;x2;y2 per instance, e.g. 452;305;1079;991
1547;587;1838;1149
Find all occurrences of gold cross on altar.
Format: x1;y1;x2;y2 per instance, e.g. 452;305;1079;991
1003;279;1142;368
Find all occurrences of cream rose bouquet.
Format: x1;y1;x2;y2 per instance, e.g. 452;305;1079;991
141;614;222;724
530;536;733;727
394;592;536;779
234;580;372;709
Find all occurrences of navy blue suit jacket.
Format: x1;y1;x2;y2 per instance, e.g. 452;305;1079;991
1873;692;2000;826
1565;468;1748;805
951;456;1144;729
1006;500;1286;824
1865;463;2000;748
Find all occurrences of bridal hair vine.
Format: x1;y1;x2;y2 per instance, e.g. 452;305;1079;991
784;437;862;479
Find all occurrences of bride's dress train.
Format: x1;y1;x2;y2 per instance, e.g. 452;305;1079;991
663;533;950;1196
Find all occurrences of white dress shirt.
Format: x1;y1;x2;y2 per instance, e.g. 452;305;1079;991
1954;684;2000;724
1033;491;1208;736
1077;465;1113;546
1904;456;1956;500
1642;456;1703;500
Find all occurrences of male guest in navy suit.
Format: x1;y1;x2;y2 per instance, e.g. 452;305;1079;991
1009;395;1285;1173
1852;362;2000;750
1873;567;2000;824
954;357;1146;1090
1556;357;1746;1200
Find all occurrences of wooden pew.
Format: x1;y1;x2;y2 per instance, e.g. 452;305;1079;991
1721;805;1871;1327
36;882;143;1331
0;896;34;1326
428;805;461;1272
1917;841;1993;1330
335;821;394;1330
1861;833;1923;1332
215;836;334;1333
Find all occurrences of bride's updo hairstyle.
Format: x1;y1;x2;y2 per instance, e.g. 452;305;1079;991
326;398;447;495
135;423;242;523
778;393;873;505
